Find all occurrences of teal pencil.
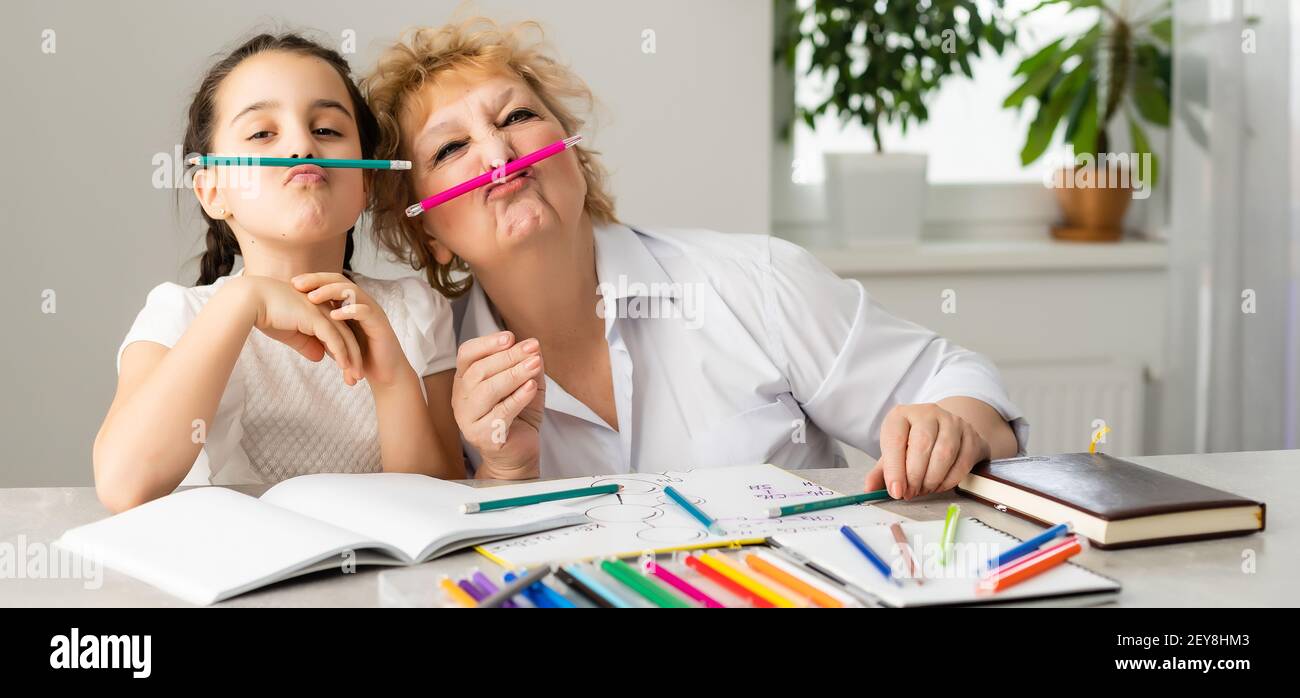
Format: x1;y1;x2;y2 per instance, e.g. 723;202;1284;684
461;484;620;513
663;485;724;535
764;489;891;518
187;155;411;170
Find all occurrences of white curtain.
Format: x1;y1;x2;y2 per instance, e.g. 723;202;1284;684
1160;0;1300;453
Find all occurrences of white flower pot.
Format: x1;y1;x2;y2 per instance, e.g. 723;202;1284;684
823;151;928;245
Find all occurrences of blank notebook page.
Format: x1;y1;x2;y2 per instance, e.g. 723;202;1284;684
56;487;372;605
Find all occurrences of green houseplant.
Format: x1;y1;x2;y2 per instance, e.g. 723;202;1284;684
775;0;1017;243
1005;0;1171;241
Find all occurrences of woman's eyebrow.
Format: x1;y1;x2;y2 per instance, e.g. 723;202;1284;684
414;117;460;153
413;87;524;151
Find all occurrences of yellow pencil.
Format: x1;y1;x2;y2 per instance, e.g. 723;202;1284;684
438;576;478;608
699;552;798;608
745;552;844;608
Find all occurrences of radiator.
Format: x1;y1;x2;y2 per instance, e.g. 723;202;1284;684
998;359;1146;457
835;358;1148;469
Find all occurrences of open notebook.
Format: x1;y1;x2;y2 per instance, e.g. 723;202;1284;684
55;473;588;605
770;517;1120;607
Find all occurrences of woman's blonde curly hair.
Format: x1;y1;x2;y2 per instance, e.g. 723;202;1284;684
364;17;617;298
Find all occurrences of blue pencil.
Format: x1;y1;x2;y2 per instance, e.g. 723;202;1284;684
839;525;900;587
563;563;634;608
664;485;723;535
987;522;1071;570
504;570;574;608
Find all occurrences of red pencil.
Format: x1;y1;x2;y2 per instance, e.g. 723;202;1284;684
684;554;773;608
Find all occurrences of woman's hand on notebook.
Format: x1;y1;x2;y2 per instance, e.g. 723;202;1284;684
452;331;544;480
293;272;412;389
866;402;993;500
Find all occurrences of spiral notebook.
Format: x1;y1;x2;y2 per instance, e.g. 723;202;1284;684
769;517;1121;607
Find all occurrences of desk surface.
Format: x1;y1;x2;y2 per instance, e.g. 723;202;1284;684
1;450;1291;607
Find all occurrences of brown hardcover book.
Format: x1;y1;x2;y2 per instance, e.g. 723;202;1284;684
956;453;1266;549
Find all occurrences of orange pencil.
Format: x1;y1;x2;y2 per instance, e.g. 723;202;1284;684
744;552;844;608
977;535;1083;594
438;576;478;607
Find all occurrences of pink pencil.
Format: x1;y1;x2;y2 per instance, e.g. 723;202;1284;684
405;135;583;217
647;561;725;608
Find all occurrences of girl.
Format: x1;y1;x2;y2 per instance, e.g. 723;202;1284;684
93;34;464;513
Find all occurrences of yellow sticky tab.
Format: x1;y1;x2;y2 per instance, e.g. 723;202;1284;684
1089;425;1112;454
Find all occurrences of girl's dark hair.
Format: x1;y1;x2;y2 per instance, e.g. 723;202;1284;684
184;33;379;285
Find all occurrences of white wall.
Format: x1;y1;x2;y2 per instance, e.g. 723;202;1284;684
0;0;772;486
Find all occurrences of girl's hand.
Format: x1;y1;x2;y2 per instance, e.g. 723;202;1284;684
291;272;412;389
452;331;545;480
230;275;365;385
865;403;992;500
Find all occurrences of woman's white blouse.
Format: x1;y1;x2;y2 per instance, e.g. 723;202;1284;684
116;269;456;486
457;223;1029;479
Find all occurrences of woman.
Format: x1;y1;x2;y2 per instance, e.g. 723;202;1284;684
363;18;1028;498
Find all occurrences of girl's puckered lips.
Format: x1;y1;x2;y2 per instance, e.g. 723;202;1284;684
284;163;327;185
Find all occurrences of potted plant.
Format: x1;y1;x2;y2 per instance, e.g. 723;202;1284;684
776;0;1016;244
1005;0;1171;242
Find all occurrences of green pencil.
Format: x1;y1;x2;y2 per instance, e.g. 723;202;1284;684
460;483;620;514
764;488;892;518
940;503;961;565
187;155;411;170
599;559;691;608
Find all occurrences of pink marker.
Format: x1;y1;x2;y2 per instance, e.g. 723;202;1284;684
647;560;725;608
405;135;583;217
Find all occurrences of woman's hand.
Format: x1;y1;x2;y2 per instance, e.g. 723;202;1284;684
230;275;365;385
292;272;413;389
865;402;992;500
452;331;545;480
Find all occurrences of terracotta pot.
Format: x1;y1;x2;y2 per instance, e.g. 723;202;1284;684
1050;164;1134;242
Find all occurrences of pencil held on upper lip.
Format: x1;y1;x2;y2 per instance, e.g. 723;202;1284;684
405;135;583;217
187;155;411;170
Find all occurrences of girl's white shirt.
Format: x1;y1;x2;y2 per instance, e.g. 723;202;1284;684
116;268;456;486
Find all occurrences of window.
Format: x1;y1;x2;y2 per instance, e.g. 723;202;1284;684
788;0;1100;186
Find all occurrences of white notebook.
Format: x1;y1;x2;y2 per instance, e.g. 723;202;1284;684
770;517;1121;607
55;473;588;605
477;464;906;568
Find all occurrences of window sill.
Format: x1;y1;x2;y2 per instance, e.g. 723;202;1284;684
779;234;1169;277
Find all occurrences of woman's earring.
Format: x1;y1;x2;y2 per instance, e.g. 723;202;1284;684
215;207;225;217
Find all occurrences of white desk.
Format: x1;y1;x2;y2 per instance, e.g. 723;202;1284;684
0;450;1289;607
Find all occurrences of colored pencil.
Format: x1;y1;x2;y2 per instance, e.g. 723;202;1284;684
696;552;797;607
764;489;891;518
600;559;690;608
476;565;552;608
663;485;723;534
744;552;844;608
839;526;900;587
646;561;724;608
188;155;410;170
405;135;583;217
461;483;620;513
978;535;1083;594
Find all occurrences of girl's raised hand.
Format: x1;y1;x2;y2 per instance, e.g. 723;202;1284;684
229;274;365;386
292;272;412;389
